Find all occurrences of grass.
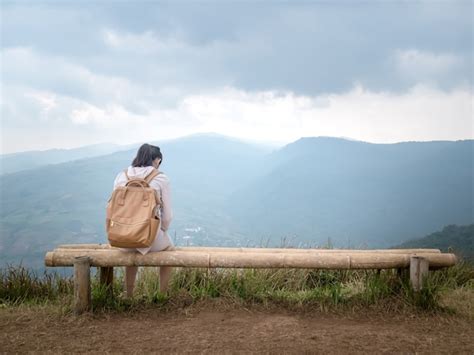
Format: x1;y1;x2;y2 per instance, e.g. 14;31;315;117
1;260;473;316
0;264;73;305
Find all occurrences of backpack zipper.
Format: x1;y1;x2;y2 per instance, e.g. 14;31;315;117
110;219;150;227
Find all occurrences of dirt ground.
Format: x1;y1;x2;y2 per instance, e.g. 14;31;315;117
1;304;473;353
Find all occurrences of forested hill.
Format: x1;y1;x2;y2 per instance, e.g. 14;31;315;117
395;224;474;262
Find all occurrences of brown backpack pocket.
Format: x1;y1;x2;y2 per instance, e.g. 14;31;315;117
107;217;160;248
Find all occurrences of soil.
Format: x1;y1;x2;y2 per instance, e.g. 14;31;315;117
1;304;473;353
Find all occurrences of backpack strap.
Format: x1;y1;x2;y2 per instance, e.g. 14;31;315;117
145;169;161;184
145;170;163;207
123;168;160;183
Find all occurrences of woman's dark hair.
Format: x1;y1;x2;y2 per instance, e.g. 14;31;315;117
132;143;163;167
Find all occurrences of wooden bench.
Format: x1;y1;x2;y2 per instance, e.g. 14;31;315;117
45;244;457;314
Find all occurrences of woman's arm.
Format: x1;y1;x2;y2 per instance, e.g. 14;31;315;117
156;175;173;232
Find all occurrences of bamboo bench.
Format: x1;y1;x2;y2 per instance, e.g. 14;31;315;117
45;244;457;314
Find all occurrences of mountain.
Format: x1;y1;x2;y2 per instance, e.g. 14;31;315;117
0;134;472;269
0;134;272;268
394;224;474;262
0;143;131;175
227;137;473;247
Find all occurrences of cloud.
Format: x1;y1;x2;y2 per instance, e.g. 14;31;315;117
395;49;464;83
25;91;58;120
178;85;473;144
102;29;185;54
1;46;184;114
2;73;471;154
1;2;472;153
2;2;471;96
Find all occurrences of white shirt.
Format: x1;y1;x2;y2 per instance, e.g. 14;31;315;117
113;165;174;254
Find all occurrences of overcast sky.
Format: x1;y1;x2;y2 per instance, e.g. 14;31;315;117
1;0;472;153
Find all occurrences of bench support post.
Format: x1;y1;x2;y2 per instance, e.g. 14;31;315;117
410;256;429;292
99;267;114;296
74;256;91;315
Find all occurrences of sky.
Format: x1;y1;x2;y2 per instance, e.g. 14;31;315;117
1;0;473;154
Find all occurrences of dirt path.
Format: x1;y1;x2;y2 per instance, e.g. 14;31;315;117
1;305;473;353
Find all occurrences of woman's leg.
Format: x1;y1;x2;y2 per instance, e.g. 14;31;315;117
125;266;139;297
159;266;173;293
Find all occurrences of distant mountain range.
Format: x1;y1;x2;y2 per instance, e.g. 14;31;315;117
0;143;128;175
0;133;472;268
395;224;474;262
228;137;473;247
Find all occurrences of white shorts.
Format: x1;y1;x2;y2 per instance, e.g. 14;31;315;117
119;229;174;255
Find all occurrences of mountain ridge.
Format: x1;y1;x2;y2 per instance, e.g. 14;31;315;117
394;224;474;262
1;134;472;268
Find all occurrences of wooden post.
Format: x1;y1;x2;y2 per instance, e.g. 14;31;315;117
410;256;429;292
74;256;91;315
99;267;114;297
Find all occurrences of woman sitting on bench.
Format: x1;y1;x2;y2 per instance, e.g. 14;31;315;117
112;143;174;297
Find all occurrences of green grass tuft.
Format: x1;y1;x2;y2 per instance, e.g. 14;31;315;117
1;261;473;314
0;264;72;305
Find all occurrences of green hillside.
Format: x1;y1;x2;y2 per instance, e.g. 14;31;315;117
395;224;474;262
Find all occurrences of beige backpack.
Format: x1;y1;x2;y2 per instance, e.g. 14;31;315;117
106;169;162;248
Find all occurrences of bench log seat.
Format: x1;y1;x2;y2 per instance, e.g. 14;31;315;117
44;244;457;314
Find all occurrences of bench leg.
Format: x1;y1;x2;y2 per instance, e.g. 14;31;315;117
410;256;429;292
74;256;91;315
100;267;114;297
